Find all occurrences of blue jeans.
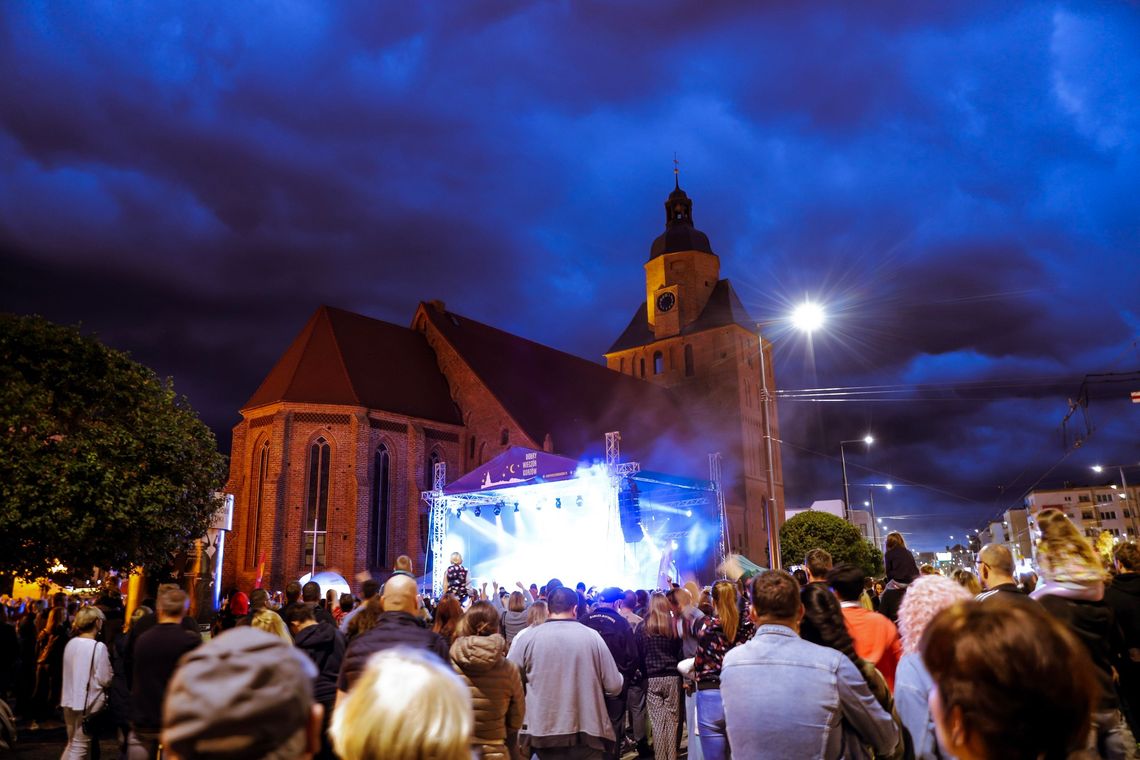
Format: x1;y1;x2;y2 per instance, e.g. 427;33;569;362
695;689;728;760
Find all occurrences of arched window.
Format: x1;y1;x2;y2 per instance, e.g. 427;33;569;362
684;344;695;376
640;357;646;377
426;449;441;490
500;429;509;446
370;444;391;569
303;437;331;568
248;441;270;566
468;436;476;461
653;351;664;374
619;357;625;374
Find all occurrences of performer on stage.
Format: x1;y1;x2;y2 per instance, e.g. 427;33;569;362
446;552;469;603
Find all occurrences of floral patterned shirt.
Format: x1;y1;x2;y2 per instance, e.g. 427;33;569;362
694;614;755;686
446;564;469;600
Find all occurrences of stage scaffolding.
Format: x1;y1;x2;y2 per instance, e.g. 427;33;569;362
421;431;725;598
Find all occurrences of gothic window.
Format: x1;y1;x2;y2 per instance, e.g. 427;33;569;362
248;441;270;566
426;449;441;490
684;345;695;376
653;352;664;374
419;511;430;553
640;357;646;377
500;429;509;446
620;357;626;374
302;437;331;568
370;444;391;569
469;436;476;461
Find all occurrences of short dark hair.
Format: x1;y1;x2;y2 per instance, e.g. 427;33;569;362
301;581;321;602
749;571;801;620
285;581;302;602
792;568;808;586
826;563;865;602
547;586;578;615
281;602;315;625
921;599;1096;760
805;548;833;579
361;579;381;599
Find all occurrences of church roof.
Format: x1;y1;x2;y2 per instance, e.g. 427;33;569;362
243;306;461;424
606;279;757;354
420;304;696;461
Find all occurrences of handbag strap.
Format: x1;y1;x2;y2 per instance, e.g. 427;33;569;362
81;639;97;717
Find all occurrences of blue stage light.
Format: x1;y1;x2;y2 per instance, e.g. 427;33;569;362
513;502;519;513
555;498;562;509
494;505;502;516
576;495;584;507
474;506;482;517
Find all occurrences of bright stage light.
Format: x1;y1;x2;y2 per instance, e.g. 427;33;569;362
685;509;692;517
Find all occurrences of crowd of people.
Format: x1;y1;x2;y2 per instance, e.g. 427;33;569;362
0;506;1137;759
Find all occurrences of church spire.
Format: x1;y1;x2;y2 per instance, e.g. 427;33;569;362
674;152;680;190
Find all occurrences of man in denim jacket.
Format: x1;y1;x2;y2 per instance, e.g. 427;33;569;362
721;571;899;759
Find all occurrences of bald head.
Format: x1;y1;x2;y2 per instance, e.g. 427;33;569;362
978;543;1016;589
381;574;420;614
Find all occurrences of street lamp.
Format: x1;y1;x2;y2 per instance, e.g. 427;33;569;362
840;435;874;520
790;302;826;333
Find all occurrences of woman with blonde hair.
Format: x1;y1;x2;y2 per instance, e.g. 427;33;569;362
1031;508;1127;757
636;592;683;760
60;605;111;759
893;575;973;759
449;601;524;760
249;608;292;642
952;569;982;596
693;580;754;760
332;648;472;760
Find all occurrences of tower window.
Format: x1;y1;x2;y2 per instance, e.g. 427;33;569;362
500;429;509;446
619;357;625;374
653;351;664;375
684;345;695;376
640;357;646;377
469;436;476;460
371;445;391;569
303;437;331;568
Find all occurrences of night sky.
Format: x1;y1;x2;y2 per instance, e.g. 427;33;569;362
2;3;1138;551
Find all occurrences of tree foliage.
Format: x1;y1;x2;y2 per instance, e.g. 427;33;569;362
0;314;227;579
780;510;884;577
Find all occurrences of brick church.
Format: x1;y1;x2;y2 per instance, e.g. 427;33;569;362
221;181;785;592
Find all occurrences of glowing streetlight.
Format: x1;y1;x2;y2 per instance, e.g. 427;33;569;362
1092;465;1105;473
790;302;826;333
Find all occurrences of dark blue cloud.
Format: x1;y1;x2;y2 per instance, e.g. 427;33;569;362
1;1;1137;550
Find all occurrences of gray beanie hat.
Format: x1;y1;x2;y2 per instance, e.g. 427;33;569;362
163;627;317;759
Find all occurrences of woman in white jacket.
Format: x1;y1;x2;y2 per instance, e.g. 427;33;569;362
60;605;112;760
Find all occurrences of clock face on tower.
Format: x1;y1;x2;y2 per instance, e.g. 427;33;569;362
656;291;676;313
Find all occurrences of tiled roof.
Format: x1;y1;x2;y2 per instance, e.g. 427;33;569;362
606;279;756;353
243;306;461;424
421;304;696;462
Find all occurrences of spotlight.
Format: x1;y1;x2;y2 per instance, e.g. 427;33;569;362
513;502;519;513
456;507;463;518
474;506;481;517
555;498;562;509
685;509;692;517
576;495;583;508
493;505;502;516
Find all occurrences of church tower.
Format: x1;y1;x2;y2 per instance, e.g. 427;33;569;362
604;178;785;566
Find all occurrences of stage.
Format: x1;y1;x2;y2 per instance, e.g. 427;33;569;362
423;440;725;596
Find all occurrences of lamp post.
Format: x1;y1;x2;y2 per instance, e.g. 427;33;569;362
840;435;874;521
753;300;827;570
